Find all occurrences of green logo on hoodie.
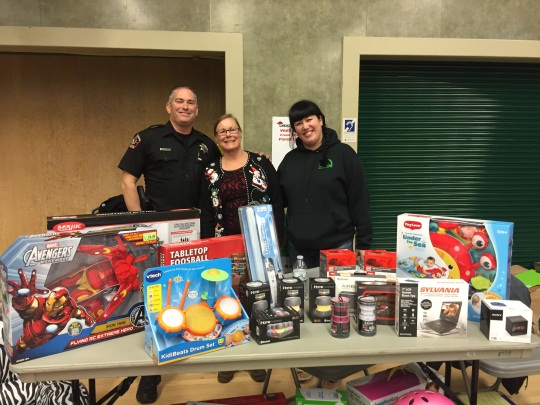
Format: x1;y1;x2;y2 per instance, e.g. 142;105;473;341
318;159;333;169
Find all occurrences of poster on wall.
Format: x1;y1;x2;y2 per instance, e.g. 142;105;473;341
271;117;293;169
342;118;357;143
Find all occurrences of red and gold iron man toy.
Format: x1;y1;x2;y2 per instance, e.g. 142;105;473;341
7;268;95;353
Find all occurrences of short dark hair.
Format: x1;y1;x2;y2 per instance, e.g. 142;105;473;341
288;99;326;129
288;100;331;167
168;85;198;103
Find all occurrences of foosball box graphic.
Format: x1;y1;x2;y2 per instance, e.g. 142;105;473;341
158;235;247;277
0;229;158;363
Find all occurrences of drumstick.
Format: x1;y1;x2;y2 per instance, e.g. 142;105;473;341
165;278;172;306
179;280;191;310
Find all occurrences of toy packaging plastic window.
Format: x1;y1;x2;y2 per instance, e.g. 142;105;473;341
143;258;249;365
396;213;513;322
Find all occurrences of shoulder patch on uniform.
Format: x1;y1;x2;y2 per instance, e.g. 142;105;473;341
129;134;142;149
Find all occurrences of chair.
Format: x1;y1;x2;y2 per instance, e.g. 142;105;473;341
479;348;540;391
454;347;540;401
262;365;372;398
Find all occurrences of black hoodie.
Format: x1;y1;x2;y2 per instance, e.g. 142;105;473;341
278;127;372;251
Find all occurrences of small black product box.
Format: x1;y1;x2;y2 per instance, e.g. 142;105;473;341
308;277;335;323
238;281;271;317
277;278;304;322
250;306;300;345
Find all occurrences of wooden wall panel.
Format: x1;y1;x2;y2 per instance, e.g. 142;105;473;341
0;54;225;252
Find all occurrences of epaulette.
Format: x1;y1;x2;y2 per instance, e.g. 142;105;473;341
132;124;164;136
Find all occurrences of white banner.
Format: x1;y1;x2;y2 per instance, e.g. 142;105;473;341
271;116;293;170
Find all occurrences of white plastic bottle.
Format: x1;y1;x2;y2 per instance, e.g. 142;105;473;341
292;255;308;301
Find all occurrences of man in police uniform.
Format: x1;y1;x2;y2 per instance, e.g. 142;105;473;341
119;85;221;212
118;86;220;404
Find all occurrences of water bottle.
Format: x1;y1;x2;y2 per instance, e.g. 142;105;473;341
293;255;308;301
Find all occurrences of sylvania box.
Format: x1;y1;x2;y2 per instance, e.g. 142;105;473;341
0;229;157;363
396;278;468;338
396;213;513;321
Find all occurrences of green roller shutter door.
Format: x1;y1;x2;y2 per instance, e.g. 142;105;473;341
358;60;540;267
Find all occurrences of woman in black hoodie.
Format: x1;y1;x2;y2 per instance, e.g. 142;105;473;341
278;100;373;268
278;99;374;389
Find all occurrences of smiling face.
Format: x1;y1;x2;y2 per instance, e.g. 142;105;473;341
425;258;436;268
293;114;324;150
166;87;199;132
214;116;242;153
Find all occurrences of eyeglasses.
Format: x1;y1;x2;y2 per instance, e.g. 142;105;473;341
215;127;240;137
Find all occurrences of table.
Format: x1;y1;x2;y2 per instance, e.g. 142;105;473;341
12;319;540;405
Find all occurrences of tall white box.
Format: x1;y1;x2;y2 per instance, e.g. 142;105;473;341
396;278;468;338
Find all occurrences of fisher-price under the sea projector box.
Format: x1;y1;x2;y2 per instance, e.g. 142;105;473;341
396;214;513;322
143;258;249;365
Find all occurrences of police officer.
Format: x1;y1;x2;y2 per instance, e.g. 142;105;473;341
118;85;220;404
119;85;221;212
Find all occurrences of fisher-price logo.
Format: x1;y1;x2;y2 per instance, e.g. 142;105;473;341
404;220;422;230
53;222;85;232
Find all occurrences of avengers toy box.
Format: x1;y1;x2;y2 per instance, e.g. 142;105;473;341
238;204;284;307
480;299;532;343
396;213;513;322
0;228;157;363
143;258;249;365
395;278;468;338
47;209;200;244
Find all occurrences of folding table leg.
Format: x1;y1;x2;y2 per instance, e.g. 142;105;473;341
458;360;471;400
262;369;272;394
71;380;81;405
89;379;96;404
470;360;480;405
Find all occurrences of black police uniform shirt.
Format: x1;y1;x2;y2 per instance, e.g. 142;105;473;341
118;121;221;211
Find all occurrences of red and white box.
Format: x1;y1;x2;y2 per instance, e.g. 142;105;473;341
47;209;200;245
320;249;357;277
364;250;396;271
158;235;246;274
